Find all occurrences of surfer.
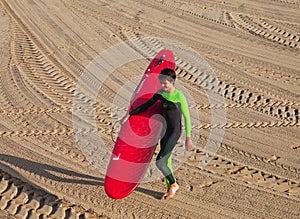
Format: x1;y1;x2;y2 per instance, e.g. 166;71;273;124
122;68;193;199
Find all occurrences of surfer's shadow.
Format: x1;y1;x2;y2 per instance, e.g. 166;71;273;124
0;154;103;186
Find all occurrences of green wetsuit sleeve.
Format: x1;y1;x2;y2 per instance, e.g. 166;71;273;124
179;92;191;137
129;94;158;116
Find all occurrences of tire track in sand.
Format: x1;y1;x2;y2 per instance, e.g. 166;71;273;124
0;169;100;218
123;31;300;123
187;149;300;200
154;0;300;88
156;0;236;28
230;13;300;49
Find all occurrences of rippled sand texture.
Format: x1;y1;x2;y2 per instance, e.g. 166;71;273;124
0;0;299;218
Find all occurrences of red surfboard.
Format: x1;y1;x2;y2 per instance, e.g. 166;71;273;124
104;50;176;199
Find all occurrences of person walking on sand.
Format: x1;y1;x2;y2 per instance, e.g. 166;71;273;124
122;68;193;199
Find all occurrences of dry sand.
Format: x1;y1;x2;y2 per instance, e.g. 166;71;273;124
0;0;299;218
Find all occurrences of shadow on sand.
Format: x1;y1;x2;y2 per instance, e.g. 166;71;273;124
0;154;103;186
0;154;163;199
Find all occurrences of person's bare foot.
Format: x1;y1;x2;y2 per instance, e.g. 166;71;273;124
165;183;179;199
161;192;168;200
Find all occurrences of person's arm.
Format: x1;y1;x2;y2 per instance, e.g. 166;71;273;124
121;94;158;124
129;94;158;115
179;92;191;138
179;92;193;151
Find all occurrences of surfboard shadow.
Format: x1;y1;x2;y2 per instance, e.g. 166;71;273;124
0;154;103;186
135;186;165;200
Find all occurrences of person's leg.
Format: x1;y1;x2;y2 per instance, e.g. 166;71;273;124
158;136;171;190
165;155;173;190
156;130;180;198
156;135;176;186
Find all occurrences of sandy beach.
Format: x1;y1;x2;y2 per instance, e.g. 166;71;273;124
0;0;299;218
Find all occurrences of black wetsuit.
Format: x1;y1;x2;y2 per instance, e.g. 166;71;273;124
129;89;191;188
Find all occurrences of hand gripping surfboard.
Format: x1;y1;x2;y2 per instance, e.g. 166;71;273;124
104;49;176;199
